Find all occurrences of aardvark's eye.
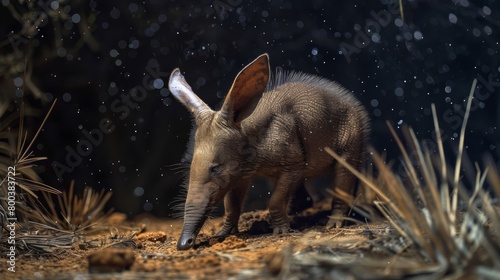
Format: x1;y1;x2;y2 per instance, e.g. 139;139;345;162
209;163;221;176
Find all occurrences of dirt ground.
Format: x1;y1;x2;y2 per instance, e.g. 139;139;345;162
0;204;392;279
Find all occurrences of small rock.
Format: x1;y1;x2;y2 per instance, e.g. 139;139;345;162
88;248;135;273
107;212;127;224
136;231;167;243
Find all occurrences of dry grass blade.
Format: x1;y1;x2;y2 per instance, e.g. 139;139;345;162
324;147;391;204
386;122;420;191
13;100;61;196
16;177;61;194
452;78;477;229
372;149;436;262
431;104;449;209
399;0;405;21
406;127;461;263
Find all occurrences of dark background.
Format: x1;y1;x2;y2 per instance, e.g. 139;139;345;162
1;0;499;218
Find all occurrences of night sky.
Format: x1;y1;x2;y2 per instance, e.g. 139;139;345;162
1;0;499;217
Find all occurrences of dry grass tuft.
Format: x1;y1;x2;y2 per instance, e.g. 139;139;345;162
0;101;60;229
0;101;114;254
20;180;113;233
270;79;500;279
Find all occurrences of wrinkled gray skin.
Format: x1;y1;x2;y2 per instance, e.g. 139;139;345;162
168;54;370;250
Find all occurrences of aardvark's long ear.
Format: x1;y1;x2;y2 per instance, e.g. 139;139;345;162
220;54;270;124
169;68;212;123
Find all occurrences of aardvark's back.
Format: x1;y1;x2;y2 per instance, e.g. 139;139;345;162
242;71;370;179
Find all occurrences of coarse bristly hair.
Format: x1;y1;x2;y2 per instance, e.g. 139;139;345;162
168;123;195;219
267;67;366;110
269;67;371;158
